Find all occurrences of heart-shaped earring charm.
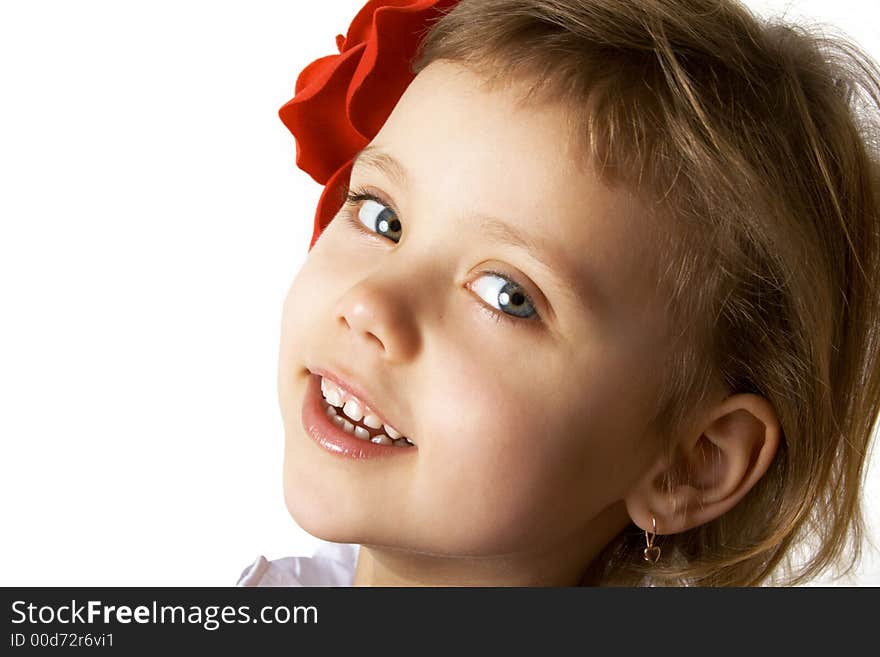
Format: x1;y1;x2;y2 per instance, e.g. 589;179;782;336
643;514;660;563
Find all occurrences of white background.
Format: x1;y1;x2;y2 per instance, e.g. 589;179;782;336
1;0;878;586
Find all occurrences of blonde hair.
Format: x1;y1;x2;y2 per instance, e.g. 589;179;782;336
412;0;880;586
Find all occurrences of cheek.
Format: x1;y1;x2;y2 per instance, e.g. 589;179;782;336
406;365;586;550
277;249;341;432
408;354;651;554
277;220;365;371
278;241;340;368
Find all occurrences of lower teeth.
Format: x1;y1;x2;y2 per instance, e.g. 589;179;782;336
323;399;414;447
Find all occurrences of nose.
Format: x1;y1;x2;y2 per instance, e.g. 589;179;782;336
333;275;421;362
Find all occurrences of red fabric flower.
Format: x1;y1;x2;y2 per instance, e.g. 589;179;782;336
279;0;460;251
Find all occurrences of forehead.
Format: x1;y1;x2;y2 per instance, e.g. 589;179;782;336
384;61;583;192
369;60;664;325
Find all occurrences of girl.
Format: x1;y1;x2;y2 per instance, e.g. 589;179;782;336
239;0;880;586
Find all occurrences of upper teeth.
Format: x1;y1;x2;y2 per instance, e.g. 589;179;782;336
342;399;363;422
320;375;412;444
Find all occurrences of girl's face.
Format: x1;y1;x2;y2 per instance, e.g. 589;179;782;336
278;60;673;566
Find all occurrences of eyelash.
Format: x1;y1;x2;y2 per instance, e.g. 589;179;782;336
341;185;542;329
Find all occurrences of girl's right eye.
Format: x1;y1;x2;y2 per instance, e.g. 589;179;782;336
343;189;402;243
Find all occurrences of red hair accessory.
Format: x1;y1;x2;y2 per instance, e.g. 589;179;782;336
279;0;460;251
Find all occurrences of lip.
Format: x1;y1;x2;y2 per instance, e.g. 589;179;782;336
301;372;417;460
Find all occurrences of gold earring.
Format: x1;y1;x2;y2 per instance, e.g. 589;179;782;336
643;514;661;563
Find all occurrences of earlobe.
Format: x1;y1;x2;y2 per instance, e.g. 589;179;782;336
625;393;782;536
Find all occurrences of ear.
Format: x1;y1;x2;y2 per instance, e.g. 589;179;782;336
624;393;781;536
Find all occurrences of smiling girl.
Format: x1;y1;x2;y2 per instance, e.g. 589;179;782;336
240;0;880;587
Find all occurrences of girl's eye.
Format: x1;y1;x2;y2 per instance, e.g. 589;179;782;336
343;186;541;327
470;272;539;321
344;190;402;243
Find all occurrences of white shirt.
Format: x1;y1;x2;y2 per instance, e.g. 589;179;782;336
237;542;360;587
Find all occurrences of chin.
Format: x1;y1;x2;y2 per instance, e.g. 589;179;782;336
282;477;357;543
280;447;370;544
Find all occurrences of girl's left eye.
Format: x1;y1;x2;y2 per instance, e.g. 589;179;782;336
470;271;539;321
342;187;541;326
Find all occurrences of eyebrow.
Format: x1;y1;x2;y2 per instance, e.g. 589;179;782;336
352;145;409;190
479;217;602;314
350;146;602;313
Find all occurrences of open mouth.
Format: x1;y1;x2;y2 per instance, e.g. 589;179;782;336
319;376;416;448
